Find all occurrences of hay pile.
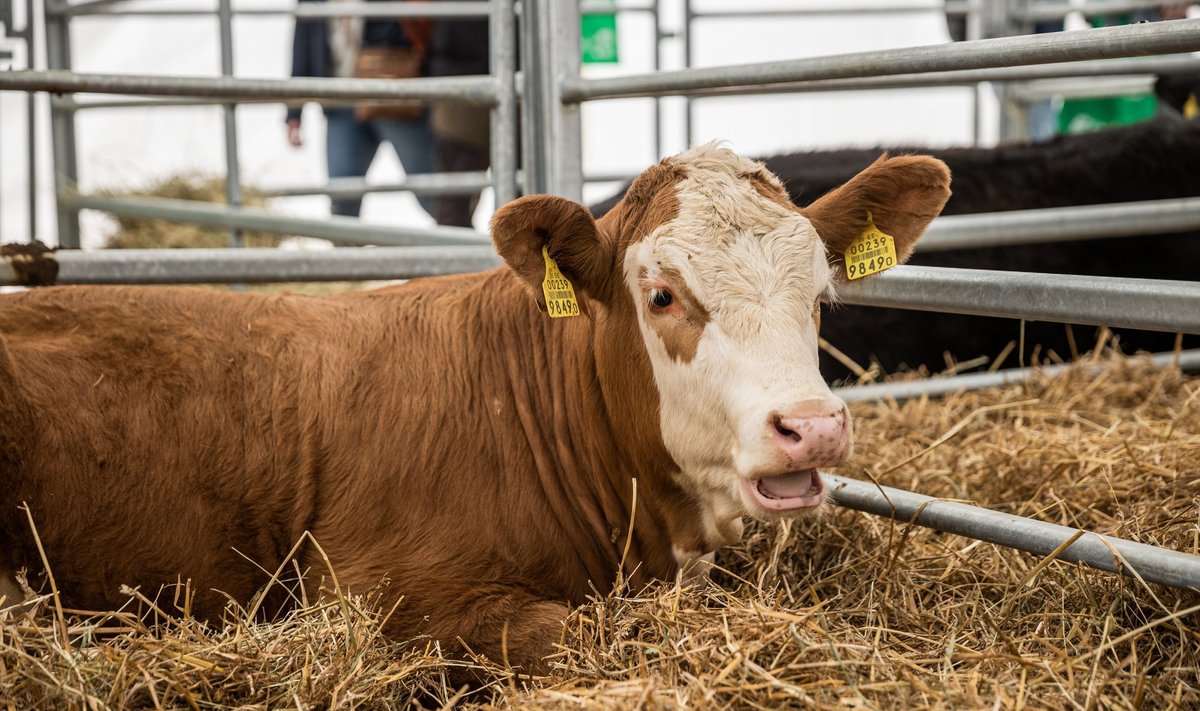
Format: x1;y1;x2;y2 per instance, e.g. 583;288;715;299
2;351;1198;709
100;175;282;250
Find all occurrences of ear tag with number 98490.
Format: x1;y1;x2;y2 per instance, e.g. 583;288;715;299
843;211;898;281
541;246;581;318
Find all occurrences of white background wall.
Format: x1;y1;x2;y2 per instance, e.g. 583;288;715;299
0;0;997;248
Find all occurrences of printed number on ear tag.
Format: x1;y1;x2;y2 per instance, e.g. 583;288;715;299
844;212;898;281
541;246;581;318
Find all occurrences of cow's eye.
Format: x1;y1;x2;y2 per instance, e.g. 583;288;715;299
649;289;674;309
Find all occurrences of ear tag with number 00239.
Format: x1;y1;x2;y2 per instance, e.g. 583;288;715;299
843;211;898;281
541;246;581;318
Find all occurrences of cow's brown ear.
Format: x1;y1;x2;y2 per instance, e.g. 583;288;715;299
491;194;614;308
801;154;951;281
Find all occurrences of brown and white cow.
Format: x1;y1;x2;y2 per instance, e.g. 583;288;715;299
0;146;949;670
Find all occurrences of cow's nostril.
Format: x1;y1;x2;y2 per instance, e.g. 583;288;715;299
772;416;802;442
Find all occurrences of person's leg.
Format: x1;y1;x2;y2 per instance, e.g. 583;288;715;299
325;107;381;218
374;113;435;216
432;135;489;228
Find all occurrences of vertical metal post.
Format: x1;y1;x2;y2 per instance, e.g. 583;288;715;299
682;0;693;148
966;0;983;145
25;0;37;242
44;1;79;248
519;0;542;194
998;0;1032;141
490;0;518;206
217;0;242;247
650;0;661;159
520;0;581;199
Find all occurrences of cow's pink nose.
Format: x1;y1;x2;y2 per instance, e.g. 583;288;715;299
770;408;850;468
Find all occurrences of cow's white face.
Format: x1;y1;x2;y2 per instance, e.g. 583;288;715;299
622;149;850;528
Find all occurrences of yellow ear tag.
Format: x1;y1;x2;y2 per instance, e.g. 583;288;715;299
541;245;581;318
843;211;898;281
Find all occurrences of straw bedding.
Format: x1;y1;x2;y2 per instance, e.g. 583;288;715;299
2;349;1198;709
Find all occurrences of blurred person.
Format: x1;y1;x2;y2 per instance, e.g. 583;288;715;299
427;11;490;227
287;0;434;218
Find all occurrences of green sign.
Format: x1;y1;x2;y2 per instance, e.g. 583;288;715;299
581;4;618;64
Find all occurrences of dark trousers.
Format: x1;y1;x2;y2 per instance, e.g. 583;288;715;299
433;136;489;228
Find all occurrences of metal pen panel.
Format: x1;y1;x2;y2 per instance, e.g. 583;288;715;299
217;0;241;248
260;171;493;199
823;473;1200;591
836;350;1200;403
44;5;79;248
63;194;491;247
490;0;518;206
521;0;582;199
0;70;500;103
49;0;493;17
676;55;1200;99
0;246;502;285
919;198;1200;251
563;19;1200;101
1016;0;1178;22
836;266;1200;335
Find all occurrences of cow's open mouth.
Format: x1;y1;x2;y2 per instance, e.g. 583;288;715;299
742;468;825;512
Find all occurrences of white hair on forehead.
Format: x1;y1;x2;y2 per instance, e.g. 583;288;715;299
638;145;833;333
673;141;777;184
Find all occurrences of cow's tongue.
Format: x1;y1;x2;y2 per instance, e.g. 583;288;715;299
757;469;819;499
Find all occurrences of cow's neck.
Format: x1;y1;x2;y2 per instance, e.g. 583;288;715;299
477;271;723;594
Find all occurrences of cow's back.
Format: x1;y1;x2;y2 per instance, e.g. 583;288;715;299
0;286;352;617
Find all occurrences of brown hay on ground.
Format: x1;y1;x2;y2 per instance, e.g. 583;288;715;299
3;351;1198;709
100;175;283;250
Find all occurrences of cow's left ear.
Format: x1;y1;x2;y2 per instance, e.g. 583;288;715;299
801;154;951;281
491;194;614;309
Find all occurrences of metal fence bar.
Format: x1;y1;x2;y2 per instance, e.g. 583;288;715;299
522;0;582;198
599;55;1200;100
822;473;1200;591
836;350;1200;403
1016;0;1179;22
837;266;1200;335
563;19;1200;101
49;0;492;17
490;0;518;206
292;1;488;19
62;194;491;247
0;70;500;104
23;0;36;244
261;171;493;199
50;0;652;17
919;198;1200;252
0;246;502;285
216;0;241;248
59;96;286;109
44;5;79;248
690;2;966;18
43;0;120;15
52;55;1198;108
1006;75;1158;102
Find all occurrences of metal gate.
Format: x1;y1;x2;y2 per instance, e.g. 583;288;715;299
1;0;1199;591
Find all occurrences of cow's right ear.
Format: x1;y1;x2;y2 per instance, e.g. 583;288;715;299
491;194;614;309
